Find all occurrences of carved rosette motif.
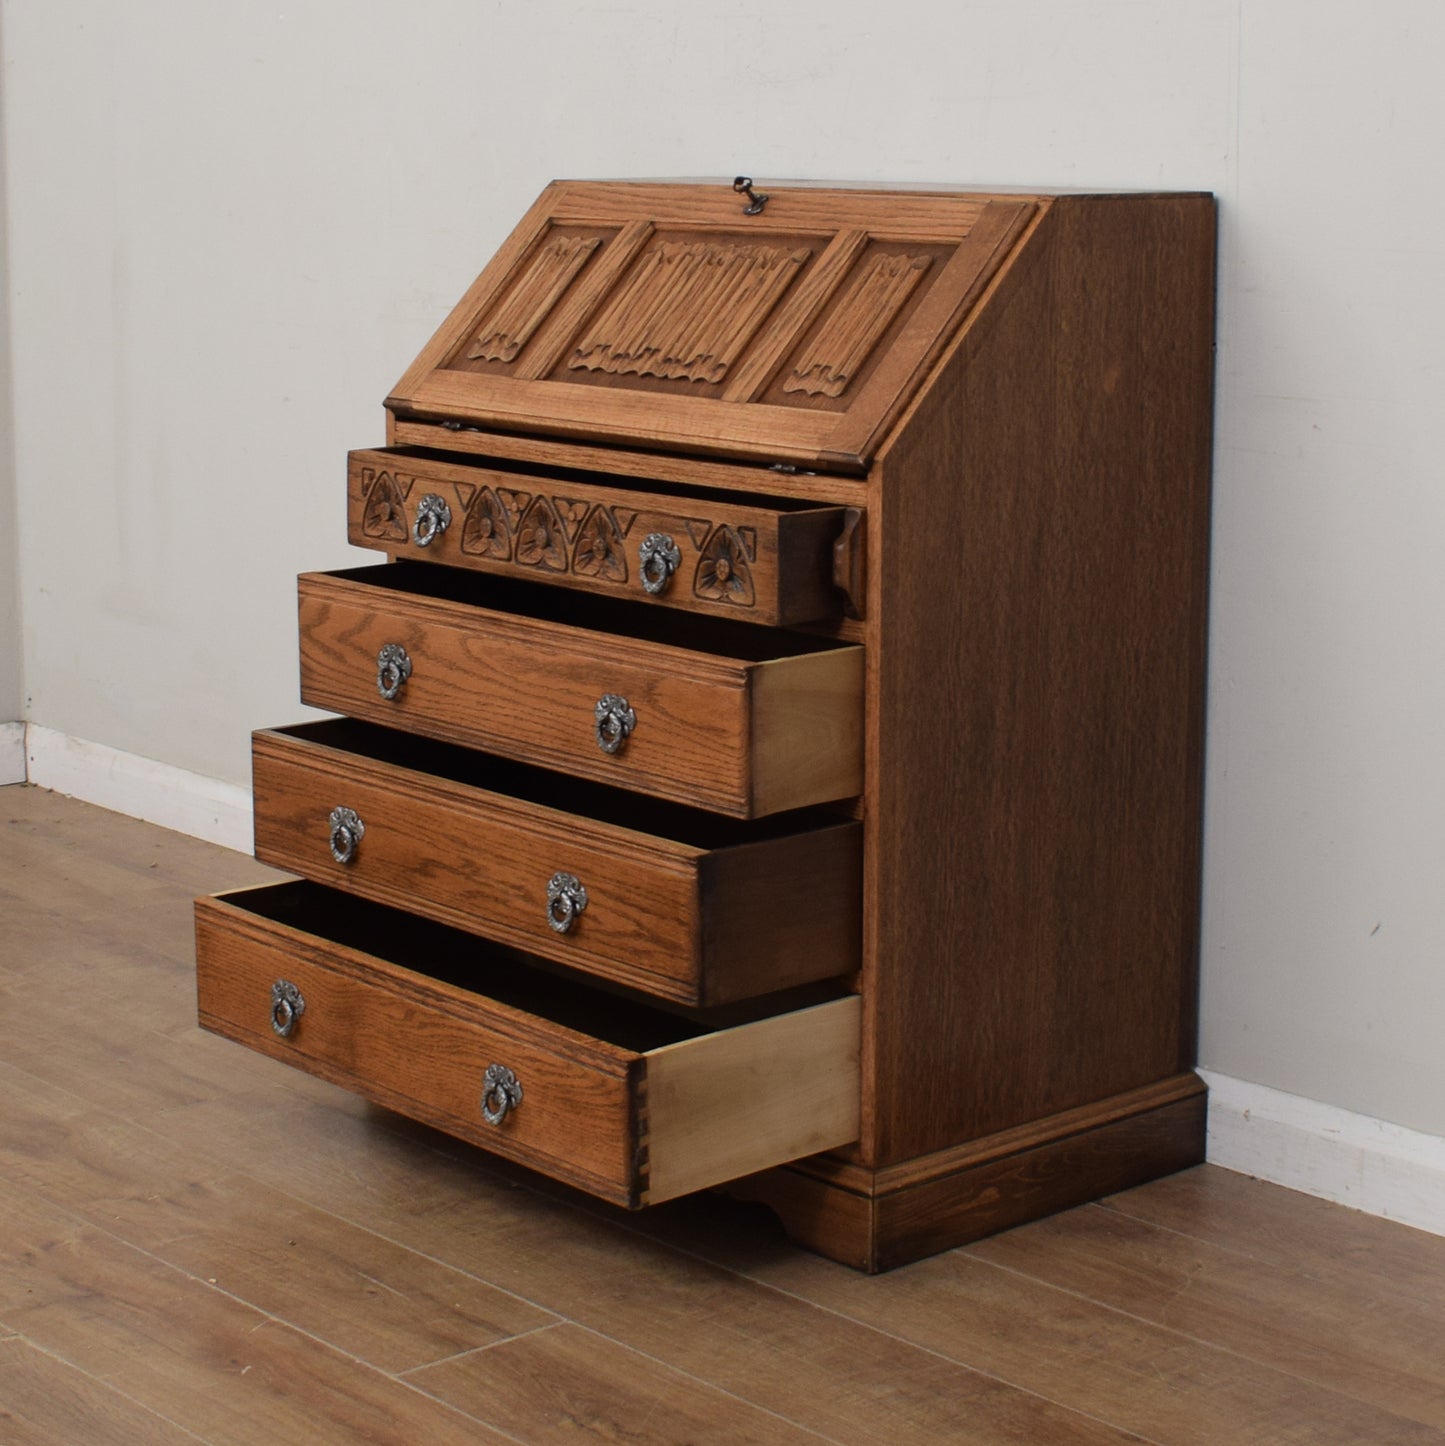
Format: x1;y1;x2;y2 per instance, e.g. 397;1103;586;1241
460;488;512;559
467;234;603;363
693;525;756;608
570;240;810;385
785;251;933;398
572;506;628;583
515;496;568;572
360;470;410;542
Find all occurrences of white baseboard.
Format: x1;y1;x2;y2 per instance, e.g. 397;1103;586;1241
23;723;252;853
1202;1068;1445;1237
0;720;24;785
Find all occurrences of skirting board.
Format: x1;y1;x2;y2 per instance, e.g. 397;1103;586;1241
0;720;24;786
21;723;253;854
1202;1068;1445;1238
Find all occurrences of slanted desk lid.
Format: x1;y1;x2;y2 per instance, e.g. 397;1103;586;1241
387;180;1035;472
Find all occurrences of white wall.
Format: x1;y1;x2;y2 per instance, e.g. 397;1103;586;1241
3;1;1443;1142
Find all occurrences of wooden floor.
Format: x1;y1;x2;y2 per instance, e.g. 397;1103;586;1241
3;786;1444;1445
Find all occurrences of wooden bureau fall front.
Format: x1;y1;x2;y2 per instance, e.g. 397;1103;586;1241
194;179;1216;1271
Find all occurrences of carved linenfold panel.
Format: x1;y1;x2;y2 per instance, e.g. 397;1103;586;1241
460;488;512;560
467;234;603;364
516;496;568;572
693;525;756;609
573;506;628;584
785;252;934;398
361;470;408;542
569;241;810;385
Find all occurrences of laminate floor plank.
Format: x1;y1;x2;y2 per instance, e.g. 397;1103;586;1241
665;1212;1441;1446
96;1172;560;1376
7;783;1445;1446
409;1321;838;1445
965;1204;1445;1429
0;976;301;1117
0;1181;513;1446
151;1093;1148;1445
0;1335;205;1446
1102;1166;1445;1311
1;1050;557;1378
1;784;278;897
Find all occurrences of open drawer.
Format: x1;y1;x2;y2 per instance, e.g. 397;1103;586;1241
298;563;863;817
252;720;861;1007
348;447;852;626
195;882;860;1208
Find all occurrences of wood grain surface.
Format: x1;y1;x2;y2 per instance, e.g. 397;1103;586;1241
861;192;1216;1170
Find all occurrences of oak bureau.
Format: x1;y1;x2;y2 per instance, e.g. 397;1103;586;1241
195;178;1216;1270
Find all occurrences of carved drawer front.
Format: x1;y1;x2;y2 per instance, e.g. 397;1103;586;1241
298;564;864;818
349;448;852;627
195;882;861;1208
251;720;861;1007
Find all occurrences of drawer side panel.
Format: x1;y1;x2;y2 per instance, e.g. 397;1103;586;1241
642;995;861;1204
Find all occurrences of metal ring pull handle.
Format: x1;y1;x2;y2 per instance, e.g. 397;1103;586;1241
271;979;305;1038
329;806;365;864
546;872;588;934
480;1063;523;1125
638;533;682;595
594;693;636;755
412;494;452;547
376;642;413;700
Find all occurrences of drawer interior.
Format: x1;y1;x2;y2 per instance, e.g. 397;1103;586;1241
272;718;850;849
334;561;848;658
222;879;848;1040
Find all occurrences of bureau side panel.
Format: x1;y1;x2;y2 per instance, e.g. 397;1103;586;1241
865;194;1216;1163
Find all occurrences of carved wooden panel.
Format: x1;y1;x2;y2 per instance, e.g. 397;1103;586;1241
389;183;1036;469
567;240;811;386
346;449;849;626
467;234;604;364
784;251;934;399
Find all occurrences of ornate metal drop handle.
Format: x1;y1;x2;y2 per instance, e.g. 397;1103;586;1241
328;806;365;864
376;642;412;700
412;493;452;548
271;980;305;1039
638;532;682;595
594;693;636;755
546;872;588;934
480;1063;523;1125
